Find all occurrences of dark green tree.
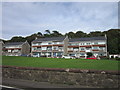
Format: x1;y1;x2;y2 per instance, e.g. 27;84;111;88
8;36;26;42
65;32;75;38
88;31;104;37
75;31;87;38
51;30;62;37
87;52;93;58
45;30;51;34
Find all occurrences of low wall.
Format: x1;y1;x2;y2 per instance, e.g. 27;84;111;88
2;66;120;88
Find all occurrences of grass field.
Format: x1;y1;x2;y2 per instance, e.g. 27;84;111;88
2;56;119;71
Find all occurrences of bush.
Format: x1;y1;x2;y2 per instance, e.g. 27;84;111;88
87;52;93;58
111;56;114;58
115;57;120;61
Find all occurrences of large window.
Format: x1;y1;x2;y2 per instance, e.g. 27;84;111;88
80;47;85;51
41;47;47;50
47;46;52;50
69;43;79;46
80;53;85;56
48;42;52;45
80;43;85;45
94;42;98;45
32;47;37;50
86;43;91;45
53;46;58;50
99;47;105;50
93;47;99;49
37;47;41;51
98;42;106;44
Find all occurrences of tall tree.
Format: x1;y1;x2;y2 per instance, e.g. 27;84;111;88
65;32;75;38
106;29;120;54
88;31;104;37
75;31;87;38
8;36;26;42
45;30;51;34
51;31;62;37
37;32;43;36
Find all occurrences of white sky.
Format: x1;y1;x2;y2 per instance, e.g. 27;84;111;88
1;0;119;40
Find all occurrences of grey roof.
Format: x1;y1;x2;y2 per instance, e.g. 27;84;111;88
69;36;106;42
32;37;66;42
5;42;24;46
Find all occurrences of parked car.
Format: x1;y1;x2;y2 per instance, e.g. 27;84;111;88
86;56;97;59
32;54;39;57
62;55;74;59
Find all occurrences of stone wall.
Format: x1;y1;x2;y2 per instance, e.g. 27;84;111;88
2;66;120;88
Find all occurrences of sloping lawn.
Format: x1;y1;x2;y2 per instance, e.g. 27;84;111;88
2;56;119;71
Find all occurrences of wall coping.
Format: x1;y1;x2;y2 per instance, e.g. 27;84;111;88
1;65;120;75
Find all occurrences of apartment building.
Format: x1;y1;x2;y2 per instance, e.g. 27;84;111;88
3;41;30;56
0;39;4;55
68;36;107;58
31;36;107;58
31;36;69;57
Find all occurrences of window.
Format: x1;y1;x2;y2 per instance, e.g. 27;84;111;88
12;49;19;52
32;47;37;50
54;42;57;44
48;42;52;45
94;42;98;45
93;47;99;49
80;47;85;51
37;47;41;50
69;43;79;46
47;47;52;50
41;47;47;50
99;47;105;50
8;50;11;52
80;53;85;56
81;43;84;45
68;48;73;50
98;42;106;44
86;47;91;50
53;46;58;50
86;43;91;45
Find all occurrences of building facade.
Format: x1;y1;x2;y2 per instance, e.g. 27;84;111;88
31;36;107;58
68;36;107;58
0;40;4;55
3;41;30;56
31;36;69;57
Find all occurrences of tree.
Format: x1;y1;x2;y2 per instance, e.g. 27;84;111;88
37;32;43;36
51;30;62;37
87;52;93;58
75;31;87;38
88;31;104;37
106;29;120;54
45;30;51;34
65;32;75;38
8;36;26;42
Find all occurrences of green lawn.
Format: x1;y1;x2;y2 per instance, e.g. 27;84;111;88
2;56;119;71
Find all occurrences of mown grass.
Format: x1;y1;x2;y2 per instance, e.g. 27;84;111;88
2;56;119;71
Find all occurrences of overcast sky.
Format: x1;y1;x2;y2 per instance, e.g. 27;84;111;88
2;2;118;40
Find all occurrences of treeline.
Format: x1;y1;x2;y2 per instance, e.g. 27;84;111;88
3;29;120;54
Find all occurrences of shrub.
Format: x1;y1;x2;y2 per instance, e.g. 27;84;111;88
111;56;114;58
87;52;93;58
115;57;120;61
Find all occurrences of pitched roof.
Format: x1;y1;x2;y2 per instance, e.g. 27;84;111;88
32;37;66;42
4;42;25;46
69;36;106;42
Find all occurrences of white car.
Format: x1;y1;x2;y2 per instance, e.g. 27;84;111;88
32;54;39;57
62;55;74;59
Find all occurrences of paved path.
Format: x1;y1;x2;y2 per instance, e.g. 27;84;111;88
2;78;98;89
